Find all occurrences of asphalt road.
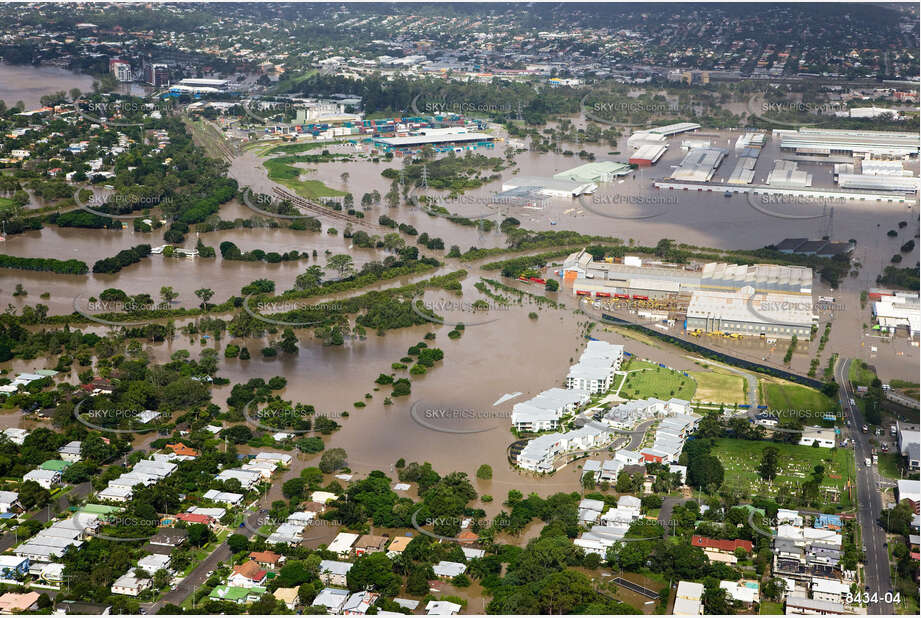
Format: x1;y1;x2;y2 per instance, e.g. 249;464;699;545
144;509;264;613
835;358;893;615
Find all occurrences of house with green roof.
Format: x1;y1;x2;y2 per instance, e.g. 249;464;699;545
40;460;71;472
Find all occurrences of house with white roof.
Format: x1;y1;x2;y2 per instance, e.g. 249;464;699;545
319;560;353;587
432;561;466;578
578;498;605;524
253;452;293;466
312;588;349;614
674;580;704;615
23;469;61;490
0;491;20;514
203;489;244;506
58;441;83;462
111;573;151;596
215;468;262;490
327;533;360;558
425;600;462;615
511;388;590;431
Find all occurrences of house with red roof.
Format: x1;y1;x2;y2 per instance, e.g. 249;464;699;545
229;561;267;588
691;535;753;554
174;512;214;526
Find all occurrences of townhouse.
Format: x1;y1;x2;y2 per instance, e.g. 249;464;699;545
511;388;590;432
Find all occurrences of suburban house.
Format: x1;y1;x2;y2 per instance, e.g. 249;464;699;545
0;491;20;514
249;551;283;569
355;534;389;556
432;561;466;579
229;561;268;589
425;600;462;615
327;532;360;558
23;468;61;490
273;587;299;611
674;580;704;615
342;590;379;615
386;537;412;556
209;585;266;605
0;556;29;581
319;560;353;587
0;592;40;614
311;588;349;614
110;573;151;597
58;441;82;462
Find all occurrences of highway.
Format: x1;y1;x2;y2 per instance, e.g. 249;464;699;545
834;358;893;615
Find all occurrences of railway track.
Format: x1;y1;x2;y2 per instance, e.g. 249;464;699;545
272;187;384;230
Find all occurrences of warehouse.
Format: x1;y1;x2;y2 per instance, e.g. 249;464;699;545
727;156;757;184
861;160;912;177
629;143;667;166
686;289;816;339
670;147;727;182
767;160;813;188
553;161;632;183
735;132;766;150
372;128;496;152
501;175;596;198
681;138;711;150
640;122;701;137
773;128;919;159
492;186;549;208
873;294;920;338
836;174;919;193
562;249;813;296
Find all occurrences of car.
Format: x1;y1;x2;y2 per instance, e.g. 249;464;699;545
862;545;867;553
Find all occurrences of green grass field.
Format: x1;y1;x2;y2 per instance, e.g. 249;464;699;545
688;369;745;405
849;360;877;388
620;359;697;401
760;601;784;614
876;452;902;479
762;380;837;412
711;438;855;501
263;156;347;199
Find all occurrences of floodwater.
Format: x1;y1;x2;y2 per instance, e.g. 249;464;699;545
2;66;919;509
0;62;147;109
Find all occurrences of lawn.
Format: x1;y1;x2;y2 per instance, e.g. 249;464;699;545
263;156;347;199
620;360;697;401
760;601;784;615
848;359;877;388
761;379;836;413
711;438;855;504
877;452;902;479
688;369;745;405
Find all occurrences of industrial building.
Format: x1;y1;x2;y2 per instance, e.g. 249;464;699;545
629;143;667;166
686;288;816;339
501;175;596;198
767;160;813;188
860;160;912;177
836;173;918;193
735;132;766;150
774;238;854;257
371;127;496;152
670;147;727;182
491;186;549;208
633;122;701;138
553;161;632;183
873;294;920;338
727;155;758;184
563;249;813;298
773;127;919;159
